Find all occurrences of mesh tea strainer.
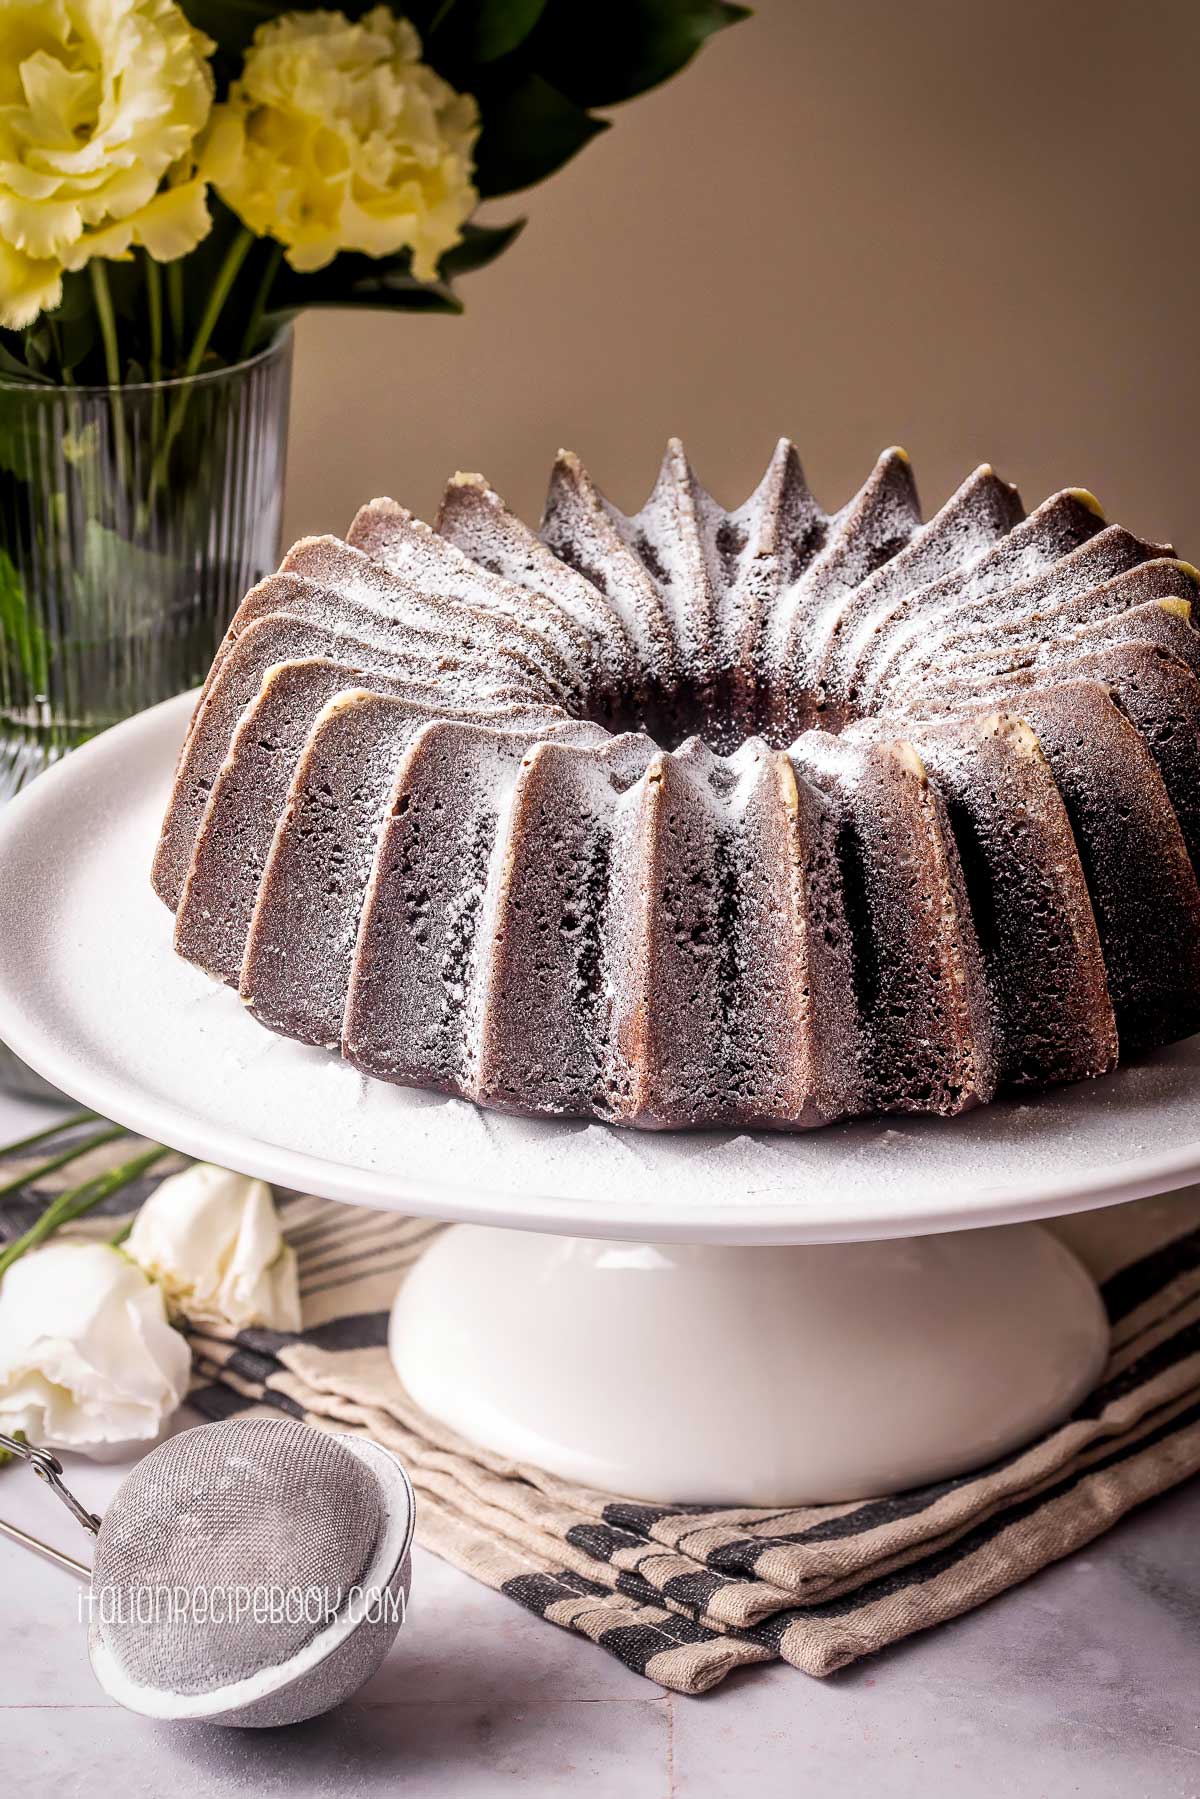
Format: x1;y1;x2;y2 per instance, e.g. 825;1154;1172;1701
0;1417;415;1727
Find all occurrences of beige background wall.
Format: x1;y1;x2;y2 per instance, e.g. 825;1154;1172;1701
284;0;1200;553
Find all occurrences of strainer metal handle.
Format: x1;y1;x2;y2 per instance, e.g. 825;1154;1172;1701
0;1511;91;1577
0;1431;102;1538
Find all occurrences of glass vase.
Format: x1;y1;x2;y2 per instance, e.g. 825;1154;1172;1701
0;327;293;1099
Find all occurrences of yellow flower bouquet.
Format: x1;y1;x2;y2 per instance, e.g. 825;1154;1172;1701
1;0;749;376
0;0;746;805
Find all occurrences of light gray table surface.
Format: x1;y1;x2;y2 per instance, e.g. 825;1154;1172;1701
1;1086;1198;1797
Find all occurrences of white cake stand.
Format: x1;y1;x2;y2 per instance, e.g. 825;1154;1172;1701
4;694;1199;1504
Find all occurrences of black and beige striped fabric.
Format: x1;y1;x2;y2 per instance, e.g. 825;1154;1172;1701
5;1140;1200;1695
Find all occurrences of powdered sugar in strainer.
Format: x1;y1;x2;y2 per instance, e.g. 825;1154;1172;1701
0;1416;415;1726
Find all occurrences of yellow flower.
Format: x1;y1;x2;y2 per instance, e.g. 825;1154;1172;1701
214;7;479;283
0;0;217;329
0;240;62;329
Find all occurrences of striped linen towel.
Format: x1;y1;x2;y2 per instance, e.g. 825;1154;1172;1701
3;1134;1200;1695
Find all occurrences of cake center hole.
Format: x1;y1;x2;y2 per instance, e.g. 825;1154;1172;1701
587;674;836;755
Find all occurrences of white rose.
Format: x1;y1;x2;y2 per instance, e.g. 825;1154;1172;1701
126;1164;301;1333
0;1241;191;1459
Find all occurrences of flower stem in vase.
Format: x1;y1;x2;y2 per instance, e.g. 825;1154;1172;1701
239;239;283;362
144;228;255;515
88;261;129;492
144;252;164;445
167;259;184;363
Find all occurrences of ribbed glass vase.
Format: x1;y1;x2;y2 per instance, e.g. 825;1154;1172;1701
0;328;293;1098
0;328;291;797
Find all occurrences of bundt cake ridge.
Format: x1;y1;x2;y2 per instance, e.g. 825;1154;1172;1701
155;439;1200;1131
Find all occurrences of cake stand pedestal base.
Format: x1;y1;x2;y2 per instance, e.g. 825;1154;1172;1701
389;1221;1110;1506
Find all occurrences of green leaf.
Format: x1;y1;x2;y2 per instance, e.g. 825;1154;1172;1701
0;382;44;481
182;0;398;57
438;217;526;278
42;270;106;384
179;0;283;54
250;227;521;332
473;70;608;196
23;325;57;378
530;0;751;108
0;340;51;385
264;249;465;320
277;285;463;318
428;0;550;62
0;547;49;692
74;521;180;637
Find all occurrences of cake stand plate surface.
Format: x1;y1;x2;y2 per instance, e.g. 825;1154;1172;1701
2;691;1200;1246
0;694;1179;1500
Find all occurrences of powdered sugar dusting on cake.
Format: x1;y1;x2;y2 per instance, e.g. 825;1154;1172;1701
155;439;1200;1133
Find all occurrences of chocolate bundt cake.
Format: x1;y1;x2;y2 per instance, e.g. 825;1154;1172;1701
154;442;1200;1130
